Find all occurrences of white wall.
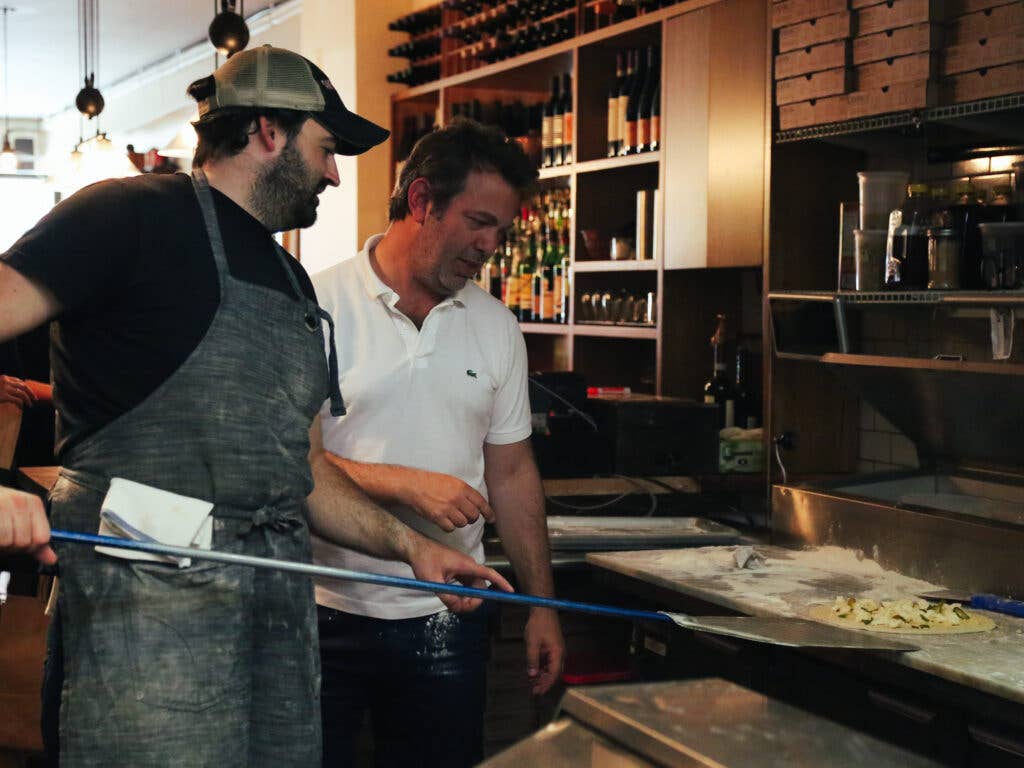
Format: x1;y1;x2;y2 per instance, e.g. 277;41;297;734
299;0;418;275
41;4;302;178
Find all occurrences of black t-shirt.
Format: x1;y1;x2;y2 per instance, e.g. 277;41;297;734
1;172;317;459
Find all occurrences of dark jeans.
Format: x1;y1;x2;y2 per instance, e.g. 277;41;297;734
319;604;493;768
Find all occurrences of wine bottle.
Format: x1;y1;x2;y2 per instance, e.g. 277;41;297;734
649;79;661;152
617;50;635;157
552;75;565;167
637;46;658;153
703;314;736;429
560;72;573;165
542;76;558;168
624;48;646;155
607;52;624;158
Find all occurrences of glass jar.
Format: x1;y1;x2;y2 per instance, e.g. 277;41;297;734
885;184;932;289
928;228;961;290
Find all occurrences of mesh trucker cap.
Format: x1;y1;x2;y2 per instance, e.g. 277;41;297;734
192;45;389;156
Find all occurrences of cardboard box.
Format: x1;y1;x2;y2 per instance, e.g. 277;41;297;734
946;2;1024;45
772;0;850;29
777;66;854;104
852;22;943;64
776;39;851;78
778;11;853;51
942;32;1024;74
947;0;1019;15
780;77;936;129
845;78;938;117
856;51;937;88
942;60;1024;100
778;92;851;128
855;0;945;35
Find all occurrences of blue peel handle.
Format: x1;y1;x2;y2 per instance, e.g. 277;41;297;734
972;594;1024;619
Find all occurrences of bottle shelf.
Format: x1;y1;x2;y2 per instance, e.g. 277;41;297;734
519;322;571;335
537;165;573;179
573;259;658;273
574;151;660;174
573;323;658;339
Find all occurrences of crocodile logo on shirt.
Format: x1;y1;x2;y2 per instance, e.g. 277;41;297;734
466;370;477;378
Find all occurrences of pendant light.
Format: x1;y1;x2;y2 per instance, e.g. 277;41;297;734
75;0;104;119
209;0;249;58
0;6;17;174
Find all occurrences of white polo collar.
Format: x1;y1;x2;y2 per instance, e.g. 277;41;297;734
356;234;469;310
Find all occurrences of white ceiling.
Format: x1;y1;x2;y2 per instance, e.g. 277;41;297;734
2;1;278;120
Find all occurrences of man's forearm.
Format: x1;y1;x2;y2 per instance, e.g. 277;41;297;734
488;453;554;599
307;451;416;562
322;453;409;506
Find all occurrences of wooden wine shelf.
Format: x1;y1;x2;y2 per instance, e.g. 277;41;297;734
573;259;658;272
392;0;718;101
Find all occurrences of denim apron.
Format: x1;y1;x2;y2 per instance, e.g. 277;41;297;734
47;168;344;767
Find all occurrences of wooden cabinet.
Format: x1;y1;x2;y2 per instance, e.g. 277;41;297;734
662;0;768;270
388;0;769;397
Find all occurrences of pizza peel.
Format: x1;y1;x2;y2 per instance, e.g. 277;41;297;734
49;527;919;652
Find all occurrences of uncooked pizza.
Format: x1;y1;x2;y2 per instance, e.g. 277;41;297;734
809;596;996;634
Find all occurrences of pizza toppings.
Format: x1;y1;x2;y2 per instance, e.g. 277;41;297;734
830;596;973;630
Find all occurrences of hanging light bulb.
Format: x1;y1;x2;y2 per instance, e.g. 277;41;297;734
0;135;16;174
76;73;104;118
209;0;249;58
0;6;17;174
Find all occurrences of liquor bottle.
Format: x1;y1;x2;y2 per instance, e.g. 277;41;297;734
617;50;635;157
552;75;565;167
560;72;573;165
518;239;536;322
703;314;735;428
624;48;647;155
607;52;624;157
637;46;659;153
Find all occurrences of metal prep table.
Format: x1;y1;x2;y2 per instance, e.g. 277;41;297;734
480;678;942;767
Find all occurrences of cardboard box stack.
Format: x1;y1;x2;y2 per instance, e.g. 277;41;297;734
942;1;1024;103
774;0;947;130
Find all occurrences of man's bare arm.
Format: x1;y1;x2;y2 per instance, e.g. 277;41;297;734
0;263;60;344
485;439;563;693
323;453;493;532
307;416;513;612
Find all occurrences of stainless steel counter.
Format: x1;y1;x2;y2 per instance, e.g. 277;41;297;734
481;678;942;767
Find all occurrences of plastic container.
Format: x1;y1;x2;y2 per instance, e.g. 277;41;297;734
979;222;1024;290
854;229;886;291
858;171;909;230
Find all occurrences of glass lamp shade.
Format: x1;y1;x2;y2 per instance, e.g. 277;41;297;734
0;134;17;173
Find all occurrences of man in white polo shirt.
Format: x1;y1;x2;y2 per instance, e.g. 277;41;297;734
311;119;563;767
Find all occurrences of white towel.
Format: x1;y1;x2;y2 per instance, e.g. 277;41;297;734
95;478;214;568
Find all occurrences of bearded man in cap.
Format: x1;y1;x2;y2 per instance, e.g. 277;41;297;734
0;45;510;767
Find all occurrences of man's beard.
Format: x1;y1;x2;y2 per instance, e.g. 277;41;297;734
251;142;320;232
